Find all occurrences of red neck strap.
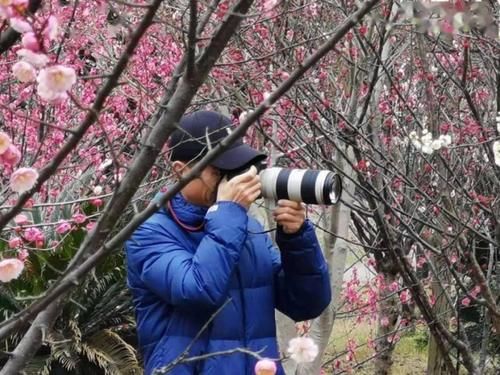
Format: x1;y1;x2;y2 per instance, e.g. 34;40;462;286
167;200;204;232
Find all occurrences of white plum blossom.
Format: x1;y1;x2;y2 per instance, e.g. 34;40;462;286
0;131;11;154
10;167;38;193
37;83;68;103
263;0;279;12
421;143;433;155
36;65;76;102
431;139;443;151
409;129;452;154
493;141;500;167
420;129;432;146
17;48;49;68
439;134;452;147
98;159;113;171
287;337;319;363
12;61;36;82
37;65;76;93
239;111;248;124
0;258;24;283
9;17;32;33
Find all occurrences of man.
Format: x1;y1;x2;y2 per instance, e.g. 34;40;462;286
125;110;331;375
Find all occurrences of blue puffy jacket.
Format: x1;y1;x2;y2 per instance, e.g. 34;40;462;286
125;192;331;374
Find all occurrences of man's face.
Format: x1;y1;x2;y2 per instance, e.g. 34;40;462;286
174;162;222;207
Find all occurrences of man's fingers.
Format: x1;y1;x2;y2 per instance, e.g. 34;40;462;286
274;213;302;223
273;206;305;217
230;165;257;183
277;199;303;209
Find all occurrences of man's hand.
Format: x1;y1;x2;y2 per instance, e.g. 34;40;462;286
217;165;261;210
273;200;305;234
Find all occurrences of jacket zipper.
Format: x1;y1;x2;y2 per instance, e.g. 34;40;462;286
235;268;248;373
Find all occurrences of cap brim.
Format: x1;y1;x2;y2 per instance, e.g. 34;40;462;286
211;144;267;170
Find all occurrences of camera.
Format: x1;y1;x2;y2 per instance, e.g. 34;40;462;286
222;162;342;205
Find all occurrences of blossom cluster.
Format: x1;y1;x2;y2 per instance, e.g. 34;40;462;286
254;336;318;375
0;132;38;193
2;0;76;102
493;140;500;167
408;129;452;154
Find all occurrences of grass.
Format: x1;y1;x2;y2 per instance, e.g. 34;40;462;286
322;318;499;374
323;318;429;374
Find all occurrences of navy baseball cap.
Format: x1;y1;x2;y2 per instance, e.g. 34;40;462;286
168;110;267;170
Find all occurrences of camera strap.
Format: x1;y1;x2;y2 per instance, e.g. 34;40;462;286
166;200;205;232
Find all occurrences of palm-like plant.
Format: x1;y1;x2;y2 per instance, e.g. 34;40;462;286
0;168;142;374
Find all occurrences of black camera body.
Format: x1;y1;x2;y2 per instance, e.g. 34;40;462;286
222;160;267;180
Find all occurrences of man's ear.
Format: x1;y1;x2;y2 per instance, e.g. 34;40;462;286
172;161;188;178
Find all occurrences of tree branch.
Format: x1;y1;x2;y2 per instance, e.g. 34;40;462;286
0;0;164;230
0;0;381;348
0;0;43;55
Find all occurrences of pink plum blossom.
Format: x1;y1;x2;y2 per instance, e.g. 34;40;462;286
0;7;8;20
10;167;38;193
0;258;24;282
72;213;87;224
12;60;36;82
85;221;96;231
287;337;318;363
470;285;481;299
17;249;29;261
17;48;49;68
0;131;11;154
8;237;22;248
14;214;30;225
388;281;399;292
21;32;39;51
90;198;104;207
44;15;58;40
55;221;72;234
0;144;21;165
0;0;12;7
254;358;277;375
24;227;43;242
9;17;32;33
380;316;390;327
12;0;28;7
399;289;411;304
461;297;471;307
346;338;357;361
387;334;401;344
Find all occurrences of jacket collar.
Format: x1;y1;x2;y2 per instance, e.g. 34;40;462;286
155;189;207;228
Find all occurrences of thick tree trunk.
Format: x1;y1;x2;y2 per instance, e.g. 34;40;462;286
426;278;451;375
374;273;400;375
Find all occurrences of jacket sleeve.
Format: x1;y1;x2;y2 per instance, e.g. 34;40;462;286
267;220;331;322
126;201;248;310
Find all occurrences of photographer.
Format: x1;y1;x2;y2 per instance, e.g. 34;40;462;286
125;110;331;375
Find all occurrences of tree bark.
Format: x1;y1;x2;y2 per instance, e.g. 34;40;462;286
426;272;452;375
373;273;399;375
